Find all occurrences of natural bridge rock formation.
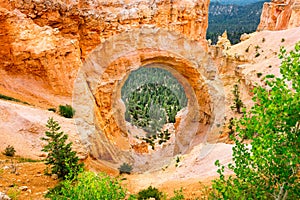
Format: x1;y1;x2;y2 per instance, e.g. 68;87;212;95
258;0;300;31
0;0;224;171
73;28;225;171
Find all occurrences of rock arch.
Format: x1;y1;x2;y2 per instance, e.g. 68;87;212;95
73;27;225;171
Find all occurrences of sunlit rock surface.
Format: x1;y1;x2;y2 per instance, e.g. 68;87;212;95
258;0;300;31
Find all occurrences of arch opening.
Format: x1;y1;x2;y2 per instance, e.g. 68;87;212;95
118;65;199;154
122;66;187;133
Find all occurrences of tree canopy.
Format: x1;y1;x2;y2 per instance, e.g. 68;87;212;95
211;42;300;199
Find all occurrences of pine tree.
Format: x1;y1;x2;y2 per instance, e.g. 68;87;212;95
41;118;84;180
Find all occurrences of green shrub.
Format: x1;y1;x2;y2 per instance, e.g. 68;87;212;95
245;46;250;53
41;118;84;180
46;172;126;200
175;156;181;167
17;157;40;163
227;118;235;136
48;108;56;113
0;94;18;101
256;72;263;78
230;84;244;114
3;145;16;157
170;188;184;200
7;186;20;200
118;163;133;174
137;186;164;200
0;94;29;105
58;104;75;118
140;129;171;150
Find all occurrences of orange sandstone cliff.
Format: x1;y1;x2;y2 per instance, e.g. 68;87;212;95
0;0;210;107
257;0;300;31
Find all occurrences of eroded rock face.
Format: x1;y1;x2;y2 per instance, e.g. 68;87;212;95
0;8;81;96
257;0;300;31
0;0;210;106
18;0;210;57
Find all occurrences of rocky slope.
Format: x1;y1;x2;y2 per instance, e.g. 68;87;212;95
0;99;88;160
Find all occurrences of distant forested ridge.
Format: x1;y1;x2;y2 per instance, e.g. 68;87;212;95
207;1;268;44
210;0;268;5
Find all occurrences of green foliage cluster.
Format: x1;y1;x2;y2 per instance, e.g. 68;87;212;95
230;84;244;113
39;117;185;200
41;118;84;180
42;120;131;200
137;129;171;150
245;45;250;53
126;83;181;133
211;43;300;199
0;94;29;105
255;52;261;57
207;1;265;44
170;188;184;200
136;186;184;200
137;186;164;200
227;118;235;136
175;156;181;167
118;163;133;174
7;186;20;200
58;104;75;118
17;157;40;163
48;108;56;112
257;72;263;78
254;45;262;58
46;172;127;200
2;145;16;157
122;67;187;134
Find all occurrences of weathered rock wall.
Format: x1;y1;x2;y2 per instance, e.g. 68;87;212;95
10;0;209;58
257;0;300;31
0;0;210;105
0;8;81;96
